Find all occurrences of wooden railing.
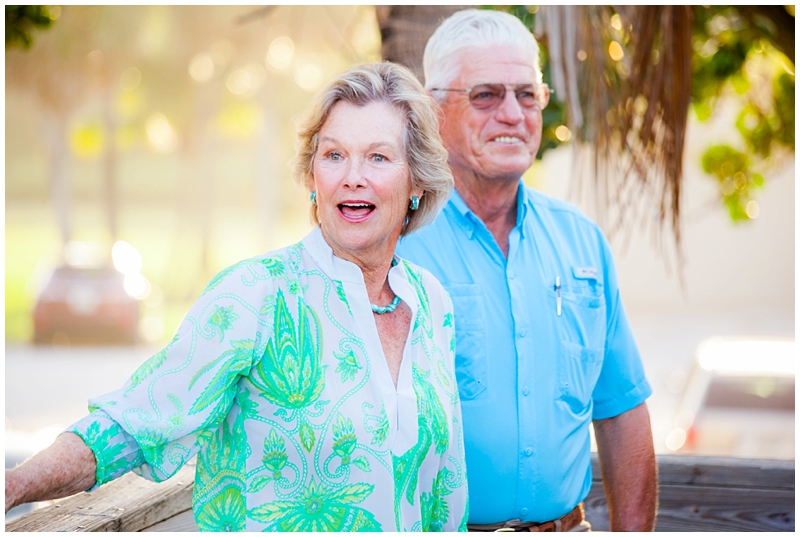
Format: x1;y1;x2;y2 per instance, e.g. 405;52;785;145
6;455;795;532
586;454;794;531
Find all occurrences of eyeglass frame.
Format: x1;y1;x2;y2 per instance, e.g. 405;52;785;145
430;82;552;111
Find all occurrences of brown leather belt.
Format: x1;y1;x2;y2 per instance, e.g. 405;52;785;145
467;504;584;532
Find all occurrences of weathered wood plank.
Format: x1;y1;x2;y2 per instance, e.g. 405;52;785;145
585;483;795;532
141;509;198;532
651;455;794;489
5;462;195;532
592;454;795;489
586;455;795;532
655;484;794;532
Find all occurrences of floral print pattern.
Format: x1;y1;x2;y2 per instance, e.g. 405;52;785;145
69;227;467;531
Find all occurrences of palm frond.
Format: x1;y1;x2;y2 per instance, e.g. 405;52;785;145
541;6;694;280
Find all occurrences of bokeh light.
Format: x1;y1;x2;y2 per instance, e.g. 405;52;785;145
665;428;687;451
608;41;624;62
267;36;295;70
745;200;760;219
145;113;179;153
112;241;142;275
294;61;324;92
555;125;571;142
124;273;151;300
189;53;215;82
226;69;252;95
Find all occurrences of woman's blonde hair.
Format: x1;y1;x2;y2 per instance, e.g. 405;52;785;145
292;62;452;236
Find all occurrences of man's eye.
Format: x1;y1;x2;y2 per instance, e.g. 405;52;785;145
473;91;497;101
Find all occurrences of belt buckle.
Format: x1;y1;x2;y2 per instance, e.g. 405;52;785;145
493;519;524;532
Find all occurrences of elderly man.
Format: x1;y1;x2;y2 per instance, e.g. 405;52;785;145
397;9;657;532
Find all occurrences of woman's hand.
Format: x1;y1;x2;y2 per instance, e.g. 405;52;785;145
5;432;97;513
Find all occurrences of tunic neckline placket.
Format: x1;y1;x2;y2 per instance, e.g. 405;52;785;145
302;228;421;455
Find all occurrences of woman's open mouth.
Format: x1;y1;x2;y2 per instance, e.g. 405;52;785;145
338;202;375;222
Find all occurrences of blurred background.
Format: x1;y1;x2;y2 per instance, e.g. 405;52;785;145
5;4;795;520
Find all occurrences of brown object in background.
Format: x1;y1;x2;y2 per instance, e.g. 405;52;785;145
376;5;469;84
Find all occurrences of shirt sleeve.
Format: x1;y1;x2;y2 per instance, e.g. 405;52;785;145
71;258;274;484
591;231;652;420
67;410;144;491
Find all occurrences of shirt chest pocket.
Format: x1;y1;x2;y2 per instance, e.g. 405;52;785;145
555;270;606;413
448;284;487;400
557;270;606;351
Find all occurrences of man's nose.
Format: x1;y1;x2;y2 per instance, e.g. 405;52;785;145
494;90;525;123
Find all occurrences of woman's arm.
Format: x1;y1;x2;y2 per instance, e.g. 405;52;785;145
5;432;96;513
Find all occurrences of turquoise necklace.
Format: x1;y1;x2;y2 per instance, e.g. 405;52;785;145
372;295;401;315
372;258;401;315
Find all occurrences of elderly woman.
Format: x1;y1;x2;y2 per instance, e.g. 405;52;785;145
5;62;467;531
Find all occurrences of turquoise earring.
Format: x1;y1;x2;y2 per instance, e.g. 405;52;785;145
310;191;317;205
410;196;419;211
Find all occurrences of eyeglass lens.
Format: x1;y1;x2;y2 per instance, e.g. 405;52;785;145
468;84;548;110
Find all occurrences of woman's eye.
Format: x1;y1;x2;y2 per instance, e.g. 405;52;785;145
327;151;342;160
371;154;386;163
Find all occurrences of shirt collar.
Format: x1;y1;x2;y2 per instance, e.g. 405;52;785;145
446;178;529;239
302;226;366;285
302;226;407;288
302;225;420;336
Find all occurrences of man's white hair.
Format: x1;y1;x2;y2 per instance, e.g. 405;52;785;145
423;9;543;102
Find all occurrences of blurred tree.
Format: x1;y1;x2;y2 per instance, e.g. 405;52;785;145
377;5;795;270
376;5;468;84
688;6;794;222
6;6;96;246
5;5;57;49
504;5;794;235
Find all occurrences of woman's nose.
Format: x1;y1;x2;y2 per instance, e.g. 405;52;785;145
342;159;367;189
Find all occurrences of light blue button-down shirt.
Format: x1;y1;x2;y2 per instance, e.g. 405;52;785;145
397;182;652;524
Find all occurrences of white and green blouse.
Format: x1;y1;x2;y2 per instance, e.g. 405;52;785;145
68;227;468;531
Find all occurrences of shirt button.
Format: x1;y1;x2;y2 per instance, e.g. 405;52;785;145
520;507;529;517
509;271;516;279
524;447;533;456
518;328;527;338
522;387;530;396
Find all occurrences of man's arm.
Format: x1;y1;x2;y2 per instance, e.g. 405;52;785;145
593;402;657;531
5;432;97;513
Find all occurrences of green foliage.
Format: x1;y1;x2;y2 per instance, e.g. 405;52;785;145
5;5;57;49
701;145;764;221
492;5;795;222
692;6;794;222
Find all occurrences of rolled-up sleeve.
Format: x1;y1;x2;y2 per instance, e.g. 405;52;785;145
68;410;143;490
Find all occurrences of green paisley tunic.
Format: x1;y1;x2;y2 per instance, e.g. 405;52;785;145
68;227;468;531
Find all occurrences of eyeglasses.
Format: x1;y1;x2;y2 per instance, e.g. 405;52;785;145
431;83;551;111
